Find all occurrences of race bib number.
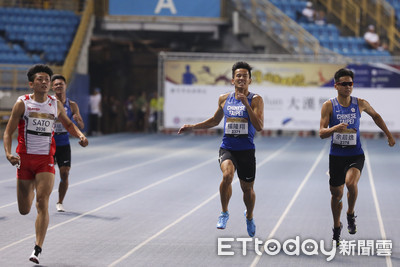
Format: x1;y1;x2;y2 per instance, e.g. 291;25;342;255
54;120;67;133
332;132;357;146
225;117;248;135
27;112;55;135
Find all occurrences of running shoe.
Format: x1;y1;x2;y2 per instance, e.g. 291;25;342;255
332;222;343;247
216;211;229;229
29;245;42;264
244;210;256;237
56;203;65;212
347;213;357;234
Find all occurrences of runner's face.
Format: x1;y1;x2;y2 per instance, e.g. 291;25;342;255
232;69;251;90
335;76;353;97
30;73;51;93
52;79;66;95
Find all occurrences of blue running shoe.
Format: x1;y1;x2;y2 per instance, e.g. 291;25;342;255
216;211;229;229
244;210;256;237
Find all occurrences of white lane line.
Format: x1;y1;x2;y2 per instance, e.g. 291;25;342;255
364;142;392;267
108;136;297;266
0;139;215;209
250;141;328;267
0;178;14;184
0;136;183;184
0;158;216;252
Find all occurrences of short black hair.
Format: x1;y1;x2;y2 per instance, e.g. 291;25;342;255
51;74;66;83
232;61;252;78
334;68;354;83
27;64;53;82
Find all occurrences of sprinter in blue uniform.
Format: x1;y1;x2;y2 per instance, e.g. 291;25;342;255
52;74;84;212
319;68;395;246
178;62;264;237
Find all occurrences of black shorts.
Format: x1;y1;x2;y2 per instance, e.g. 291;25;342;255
54;144;71;167
329;154;365;187
218;148;256;182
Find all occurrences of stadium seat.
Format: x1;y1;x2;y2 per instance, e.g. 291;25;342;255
0;7;80;65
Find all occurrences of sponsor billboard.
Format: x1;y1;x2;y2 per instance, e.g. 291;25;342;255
163;60;400;132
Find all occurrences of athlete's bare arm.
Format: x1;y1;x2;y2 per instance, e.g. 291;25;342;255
237;93;264;131
57;100;88;147
70;100;84;130
319;100;348;139
3;100;24;165
358;98;395;147
178;93;228;134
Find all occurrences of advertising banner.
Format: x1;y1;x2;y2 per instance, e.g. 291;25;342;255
164;82;400;132
165;61;345;87
109;0;220;17
163;60;400;132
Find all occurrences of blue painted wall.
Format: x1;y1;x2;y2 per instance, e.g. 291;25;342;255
109;0;221;17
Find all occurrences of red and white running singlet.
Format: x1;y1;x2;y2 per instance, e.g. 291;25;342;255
16;94;58;155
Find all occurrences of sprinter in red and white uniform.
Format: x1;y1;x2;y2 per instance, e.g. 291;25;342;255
3;64;88;265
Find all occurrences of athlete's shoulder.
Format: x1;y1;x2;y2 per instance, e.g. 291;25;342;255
68;99;78;107
17;94;30;101
218;92;230;101
251;93;263;100
321;99;333;113
48;95;57;101
356;97;370;109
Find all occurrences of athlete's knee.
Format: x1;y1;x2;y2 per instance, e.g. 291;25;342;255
241;181;254;193
59;167;70;182
345;179;358;191
222;172;234;184
330;186;343;200
35;195;50;211
18;206;31;215
60;172;69;183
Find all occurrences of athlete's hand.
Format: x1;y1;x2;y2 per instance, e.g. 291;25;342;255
6;154;20;167
334;123;348;133
78;136;89;147
388;136;396;147
178;124;193;134
237;93;250;107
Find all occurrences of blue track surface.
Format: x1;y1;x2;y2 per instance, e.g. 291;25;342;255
0;133;398;266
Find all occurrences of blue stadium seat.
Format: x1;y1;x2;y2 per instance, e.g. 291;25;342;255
0;7;80;65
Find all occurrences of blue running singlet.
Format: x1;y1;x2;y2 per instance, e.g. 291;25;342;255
221;92;256;151
329;96;364;156
54;99;73;146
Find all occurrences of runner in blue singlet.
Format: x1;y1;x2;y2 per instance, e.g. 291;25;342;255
319;68;395;247
52;74;85;212
178;61;264;237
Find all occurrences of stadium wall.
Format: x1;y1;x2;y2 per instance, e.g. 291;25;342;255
67;73;90;133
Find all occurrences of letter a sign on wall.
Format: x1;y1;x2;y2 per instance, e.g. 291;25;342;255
109;0;220;17
155;0;177;14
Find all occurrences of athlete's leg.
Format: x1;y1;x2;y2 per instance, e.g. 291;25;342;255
219;160;235;212
58;166;70;204
34;172;55;247
330;184;344;228
240;180;255;219
345;167;361;215
17;179;35;215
